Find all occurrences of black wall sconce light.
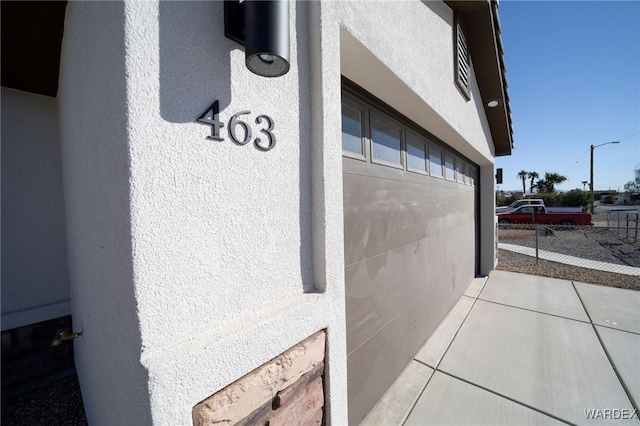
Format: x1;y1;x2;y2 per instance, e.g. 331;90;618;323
224;0;290;78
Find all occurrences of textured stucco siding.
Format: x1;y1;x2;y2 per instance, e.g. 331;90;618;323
124;2;347;424
337;1;495;163
58;1;347;424
58;3;152;424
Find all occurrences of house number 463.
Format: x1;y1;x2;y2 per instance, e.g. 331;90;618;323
197;100;276;151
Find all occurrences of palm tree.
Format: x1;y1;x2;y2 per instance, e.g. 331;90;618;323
536;179;550;193
581;180;588;190
543;172;567;193
517;170;528;194
528;171;539;193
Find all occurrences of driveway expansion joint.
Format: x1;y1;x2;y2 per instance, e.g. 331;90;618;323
572;281;639;413
432;370;575;426
476;297;590;324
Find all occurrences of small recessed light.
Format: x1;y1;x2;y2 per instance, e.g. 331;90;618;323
487;100;500;108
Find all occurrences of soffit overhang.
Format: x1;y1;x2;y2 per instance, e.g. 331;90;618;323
445;0;514;156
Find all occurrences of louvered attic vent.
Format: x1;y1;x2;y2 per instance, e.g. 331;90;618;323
455;21;471;100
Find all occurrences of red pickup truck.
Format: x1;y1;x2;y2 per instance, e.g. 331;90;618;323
497;205;592;225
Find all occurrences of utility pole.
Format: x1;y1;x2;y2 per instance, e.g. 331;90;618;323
590;144;594;213
590;141;620;213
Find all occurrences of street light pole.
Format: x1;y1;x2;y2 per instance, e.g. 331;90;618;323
590;141;620;213
590;144;594;212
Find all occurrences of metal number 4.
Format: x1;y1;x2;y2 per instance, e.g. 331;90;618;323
197;100;224;141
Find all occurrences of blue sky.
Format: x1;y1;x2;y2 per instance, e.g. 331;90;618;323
495;0;640;193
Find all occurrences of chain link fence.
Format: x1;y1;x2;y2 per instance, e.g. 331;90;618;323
497;223;640;280
604;209;640;242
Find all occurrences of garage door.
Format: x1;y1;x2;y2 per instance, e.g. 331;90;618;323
341;81;479;424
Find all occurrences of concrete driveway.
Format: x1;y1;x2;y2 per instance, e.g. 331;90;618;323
361;270;640;425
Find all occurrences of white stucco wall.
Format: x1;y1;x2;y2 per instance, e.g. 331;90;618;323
1;87;71;330
336;1;495;165
58;3;152;424
58;1;348;424
124;1;348;423
56;0;497;424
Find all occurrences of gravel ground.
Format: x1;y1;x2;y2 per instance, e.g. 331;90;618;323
1;375;87;425
499;225;640;269
497;248;640;290
498;221;640;290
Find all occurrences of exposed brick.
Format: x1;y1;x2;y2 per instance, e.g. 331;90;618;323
193;331;325;426
273;362;324;409
234;363;325;426
307;409;324;426
236;400;271;426
269;376;324;426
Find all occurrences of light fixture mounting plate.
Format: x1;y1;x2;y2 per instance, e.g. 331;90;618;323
224;0;245;46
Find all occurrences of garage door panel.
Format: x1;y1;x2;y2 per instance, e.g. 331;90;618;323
425;223;475;282
343;172;428;266
345;221;475;354
342;84;480;424
346;277;460;425
343;169;475;267
345;237;429;355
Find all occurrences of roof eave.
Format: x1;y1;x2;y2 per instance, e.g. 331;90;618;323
445;0;514;157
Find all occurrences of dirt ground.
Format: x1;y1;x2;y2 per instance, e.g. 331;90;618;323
497;248;640;291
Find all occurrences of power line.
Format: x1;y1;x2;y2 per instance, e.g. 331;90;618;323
618;131;640;141
561;131;638;182
566;147;590;174
568;131;639;170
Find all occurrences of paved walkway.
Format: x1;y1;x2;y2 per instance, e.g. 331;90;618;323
361;270;640;425
499;243;640;276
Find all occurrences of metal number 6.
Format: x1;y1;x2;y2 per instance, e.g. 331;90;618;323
228;110;252;145
254;115;276;151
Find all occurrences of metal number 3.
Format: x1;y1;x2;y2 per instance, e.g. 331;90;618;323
254;115;276;151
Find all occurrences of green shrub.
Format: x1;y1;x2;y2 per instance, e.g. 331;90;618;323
496;191;523;206
558;189;592;208
497;190;592;208
533;193;559;207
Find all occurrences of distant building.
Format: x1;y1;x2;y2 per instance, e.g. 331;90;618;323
594;190;619;202
618;193;640;205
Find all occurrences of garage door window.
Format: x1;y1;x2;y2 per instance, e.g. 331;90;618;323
341;81;477;188
342;103;364;156
468;165;476;186
456;160;465;183
371;116;402;167
429;143;444;178
406;133;428;174
445;153;456;181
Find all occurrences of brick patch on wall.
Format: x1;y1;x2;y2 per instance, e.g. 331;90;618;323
193;330;326;426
